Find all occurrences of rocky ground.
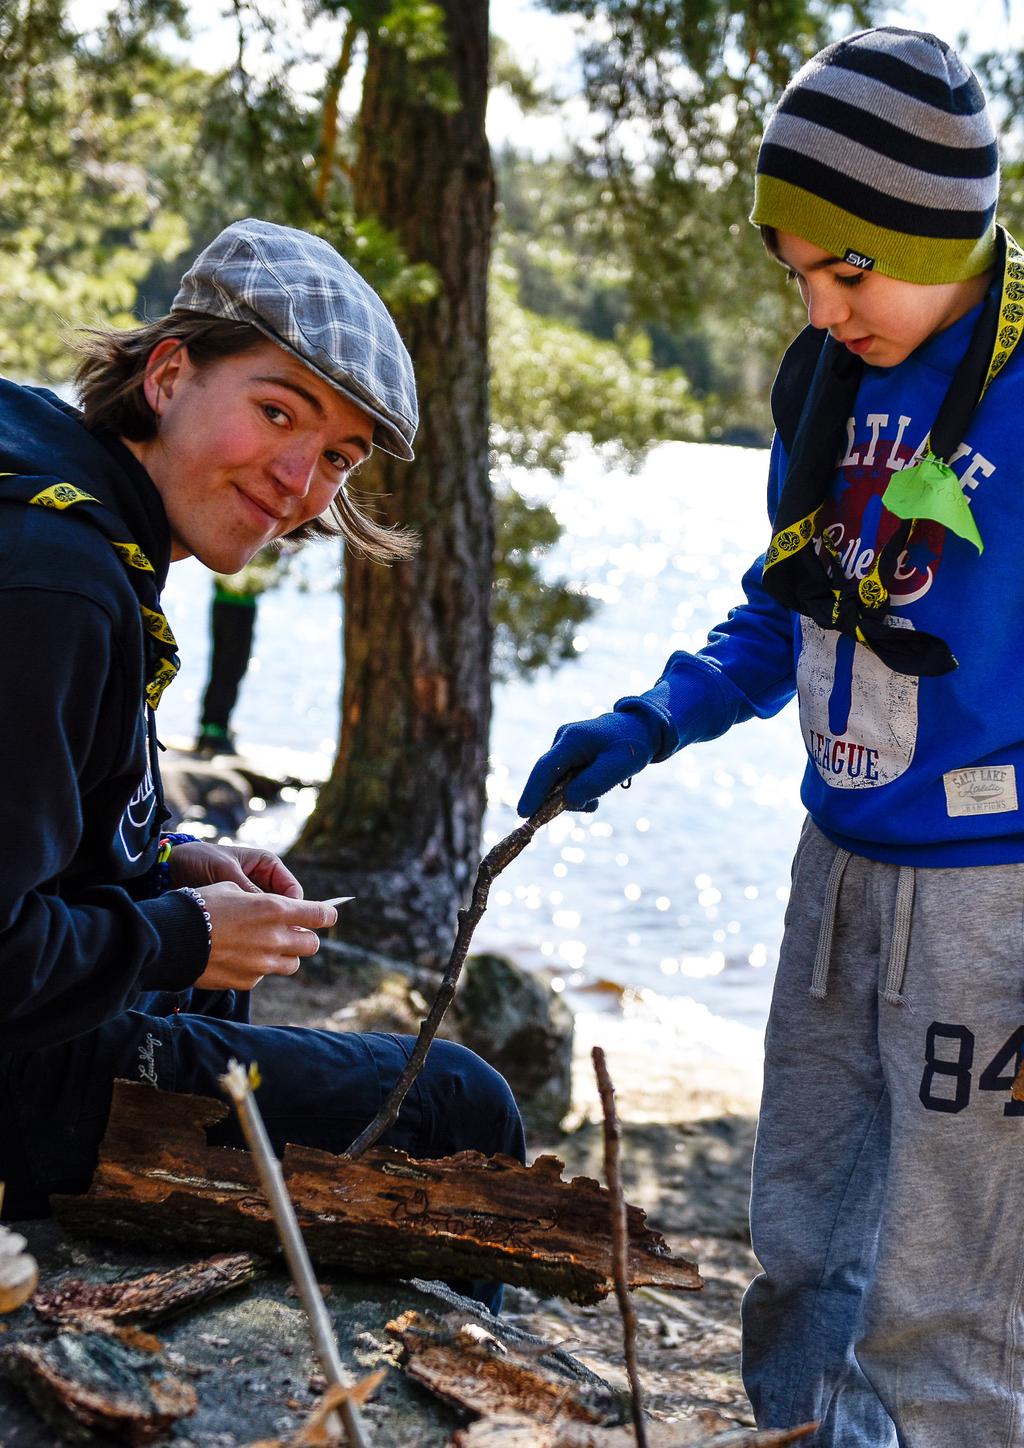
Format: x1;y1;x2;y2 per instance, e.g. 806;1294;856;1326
251;949;764;1434
0;752;771;1442
509;1114;759;1430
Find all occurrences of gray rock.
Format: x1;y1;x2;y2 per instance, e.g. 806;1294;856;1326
253;944;574;1138
452;953;574;1137
159;756;253;836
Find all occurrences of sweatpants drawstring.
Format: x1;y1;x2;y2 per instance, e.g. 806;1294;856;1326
883;865;915;1006
810;847;852;1000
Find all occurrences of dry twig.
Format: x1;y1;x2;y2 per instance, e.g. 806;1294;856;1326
221;1062;372;1448
344;786;569;1160
592;1046;647;1448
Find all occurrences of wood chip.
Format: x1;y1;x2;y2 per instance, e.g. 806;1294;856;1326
34;1252;261;1328
0;1327;196;1443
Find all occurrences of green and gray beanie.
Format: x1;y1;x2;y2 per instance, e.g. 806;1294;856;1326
750;27;999;284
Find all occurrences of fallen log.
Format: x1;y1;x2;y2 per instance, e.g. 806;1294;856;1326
53;1082;701;1305
33;1252;261;1328
0;1326;196;1444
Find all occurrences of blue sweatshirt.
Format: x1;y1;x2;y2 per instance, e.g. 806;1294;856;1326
0;381;209;1053
623;301;1024;866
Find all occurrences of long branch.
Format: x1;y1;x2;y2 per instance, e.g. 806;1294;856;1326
593;1045;648;1448
343;786;569;1160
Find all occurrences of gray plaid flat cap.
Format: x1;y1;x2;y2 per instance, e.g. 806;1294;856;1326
171;218;417;459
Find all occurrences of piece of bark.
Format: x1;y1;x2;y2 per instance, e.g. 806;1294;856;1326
453;1420;818;1447
34;1252;261;1328
389;1308;609;1426
0;1327;196;1444
391;1313;817;1448
53;1083;701;1305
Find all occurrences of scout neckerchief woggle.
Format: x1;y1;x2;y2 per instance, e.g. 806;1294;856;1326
761;225;1024;677
0;475;179;708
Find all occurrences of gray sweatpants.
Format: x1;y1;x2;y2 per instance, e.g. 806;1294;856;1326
742;820;1024;1447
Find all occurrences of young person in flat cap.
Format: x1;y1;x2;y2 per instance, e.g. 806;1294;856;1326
519;27;1024;1443
0;219;524;1309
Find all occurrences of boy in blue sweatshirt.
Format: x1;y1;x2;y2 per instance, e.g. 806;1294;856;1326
519;27;1024;1444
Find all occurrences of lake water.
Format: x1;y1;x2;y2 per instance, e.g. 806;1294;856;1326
159;440;808;1081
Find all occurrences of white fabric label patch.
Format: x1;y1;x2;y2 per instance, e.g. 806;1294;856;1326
943;765;1019;818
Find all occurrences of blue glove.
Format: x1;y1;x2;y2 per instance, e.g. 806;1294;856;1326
517;708;658;816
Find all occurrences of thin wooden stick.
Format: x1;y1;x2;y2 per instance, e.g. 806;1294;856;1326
343;786;569;1160
592;1045;648;1448
220;1061;371;1448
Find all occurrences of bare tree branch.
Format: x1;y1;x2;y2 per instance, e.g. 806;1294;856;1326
343;786;570;1160
592;1045;647;1448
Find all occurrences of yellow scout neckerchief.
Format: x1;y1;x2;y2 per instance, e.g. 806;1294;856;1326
1;476;179;708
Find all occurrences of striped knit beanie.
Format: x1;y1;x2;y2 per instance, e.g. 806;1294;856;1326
750;27;999;284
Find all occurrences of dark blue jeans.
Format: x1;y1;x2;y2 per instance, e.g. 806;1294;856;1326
1;987;525;1311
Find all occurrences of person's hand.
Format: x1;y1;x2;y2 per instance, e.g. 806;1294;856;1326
168;842;303;898
517;710;657;816
189;882;337;992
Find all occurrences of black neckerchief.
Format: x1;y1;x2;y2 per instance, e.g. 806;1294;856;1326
762;226;1024;677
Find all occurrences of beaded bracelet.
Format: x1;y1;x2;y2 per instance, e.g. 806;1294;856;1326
178;886;213;952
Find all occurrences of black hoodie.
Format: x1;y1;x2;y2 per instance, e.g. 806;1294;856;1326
0;380;209;1053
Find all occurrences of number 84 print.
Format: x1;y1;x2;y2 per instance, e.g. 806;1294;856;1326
919;1023;1024;1115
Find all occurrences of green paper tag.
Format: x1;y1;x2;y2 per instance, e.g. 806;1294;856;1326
881;452;984;554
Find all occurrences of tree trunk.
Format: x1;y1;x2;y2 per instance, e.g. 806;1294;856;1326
287;0;494;969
